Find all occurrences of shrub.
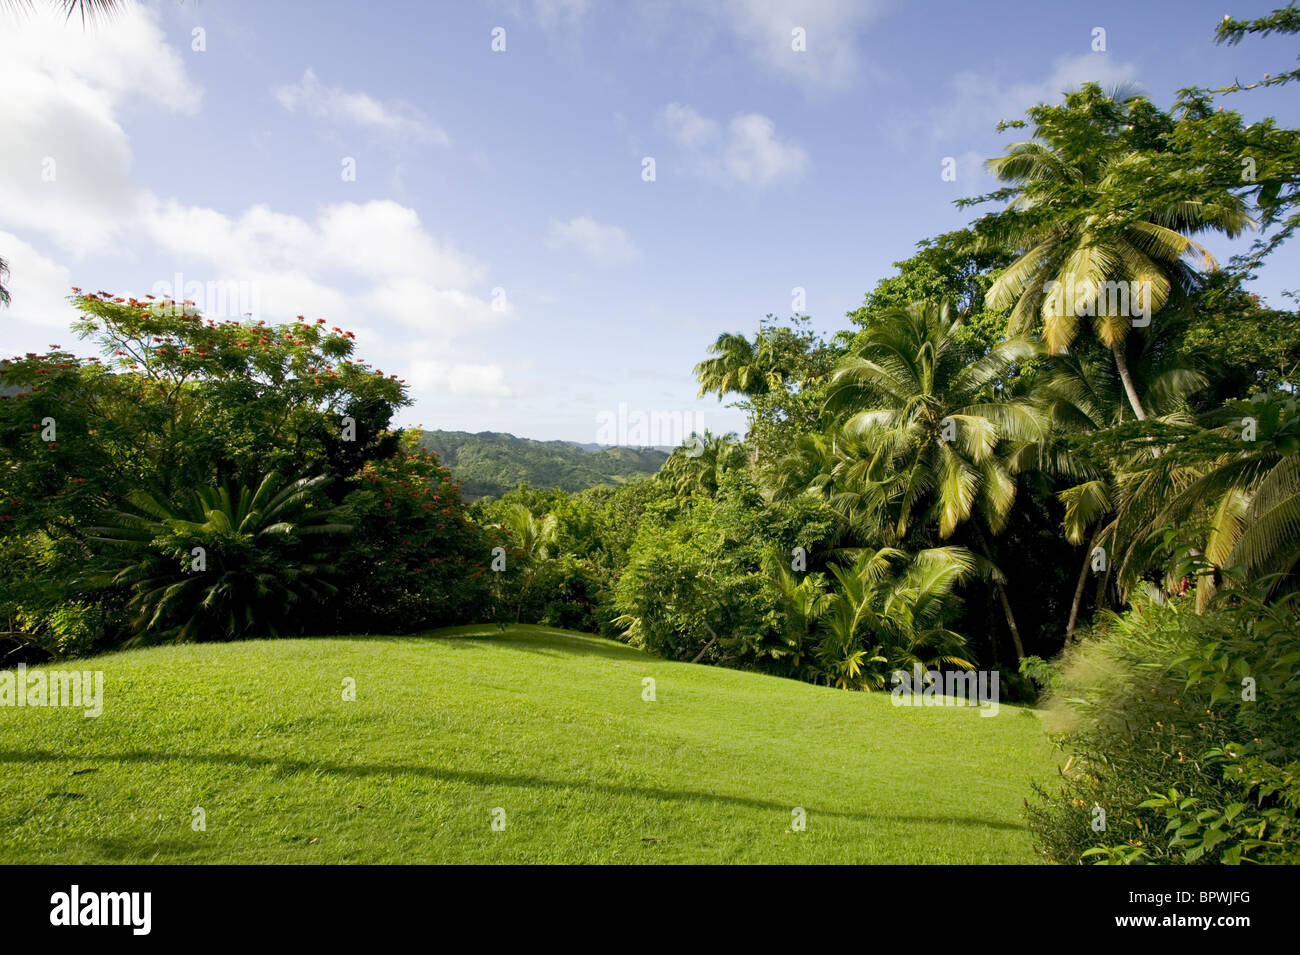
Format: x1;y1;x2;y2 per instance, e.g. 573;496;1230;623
85;473;349;643
335;439;490;633
610;494;783;667
1027;592;1300;864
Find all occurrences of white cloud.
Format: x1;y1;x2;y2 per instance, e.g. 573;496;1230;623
141;198;502;339
408;360;514;399
0;232;75;329
273;68;449;144
717;0;884;91
662;102;719;149
929;54;1142;144
660;103;808;186
0;4;200;113
547;216;640;266
0;5;502;373
0;3;199;255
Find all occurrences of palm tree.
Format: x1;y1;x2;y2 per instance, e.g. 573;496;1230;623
1123;401;1300;609
981;84;1253;421
823;301;1043;658
657;430;745;498
764;429;892;542
491;502;558;621
766;558;830;680
497;501;558;560
0;256;9;309
1038;349;1209;638
694;332;781;400
86;473;350;643
829;301;1043;538
809;547;976;690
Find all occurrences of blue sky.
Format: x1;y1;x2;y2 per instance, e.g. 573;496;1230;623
2;0;1296;444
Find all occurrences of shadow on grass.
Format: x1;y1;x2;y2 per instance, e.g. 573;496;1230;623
0;749;1027;833
428;628;647;662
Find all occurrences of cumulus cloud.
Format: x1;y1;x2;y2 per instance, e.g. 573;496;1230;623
0;4;502;392
0;3;199;254
547;216;640;266
0;231;75;330
138;197;503;339
660;103;808;186
273;68;449;144
717;0;885;91
408;359;514;399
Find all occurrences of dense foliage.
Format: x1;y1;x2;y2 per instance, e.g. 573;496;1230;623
0;293;484;656
1027;592;1300;864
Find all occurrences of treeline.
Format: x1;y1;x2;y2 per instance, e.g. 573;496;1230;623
0;299;497;656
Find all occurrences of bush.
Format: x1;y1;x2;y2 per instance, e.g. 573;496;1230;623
610;493;783;667
0;532;127;659
86;473;350;643
1027;592;1300;864
535;555;607;632
336;438;490;633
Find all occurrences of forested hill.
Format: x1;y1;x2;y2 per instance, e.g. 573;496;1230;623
415;429;669;499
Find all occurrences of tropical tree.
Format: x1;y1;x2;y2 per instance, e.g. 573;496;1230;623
497;501;558;560
763;429;893;542
657;430;746;498
488;501;559;621
64;290;406;495
821;300;1043;657
85;473;349;643
1038;347;1209;638
766;558;831;679
828;301;1043;539
810;546;976;690
694;332;780;400
1168;6;1300;267
0;256;9;309
1117;395;1300;609
336;434;489;634
976;84;1254;420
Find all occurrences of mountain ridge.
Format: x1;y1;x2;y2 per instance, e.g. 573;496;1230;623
415;428;669;499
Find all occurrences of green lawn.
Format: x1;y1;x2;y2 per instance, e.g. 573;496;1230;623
0;625;1056;863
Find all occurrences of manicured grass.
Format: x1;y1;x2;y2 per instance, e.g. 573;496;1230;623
0;625;1056;863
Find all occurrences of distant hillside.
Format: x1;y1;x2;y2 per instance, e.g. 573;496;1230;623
416;429;669;499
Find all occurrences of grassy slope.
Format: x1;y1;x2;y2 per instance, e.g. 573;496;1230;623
0;626;1055;864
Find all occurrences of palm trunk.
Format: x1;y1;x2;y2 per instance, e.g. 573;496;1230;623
972;523;1026;662
993;581;1026;661
1111;341;1148;421
1064;529;1102;643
